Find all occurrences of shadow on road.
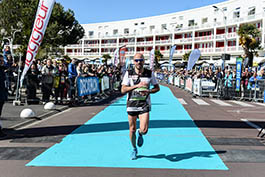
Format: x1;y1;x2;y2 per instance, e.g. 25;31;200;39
2;119;264;141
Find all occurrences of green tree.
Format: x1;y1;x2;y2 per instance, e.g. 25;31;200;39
102;54;111;65
154;50;163;69
237;23;262;67
0;0;84;57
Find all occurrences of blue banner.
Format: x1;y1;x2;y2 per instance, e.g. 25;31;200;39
77;77;100;96
156;73;164;80
169;45;176;65
236;57;243;91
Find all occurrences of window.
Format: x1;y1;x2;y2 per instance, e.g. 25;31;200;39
188;20;195;26
248;7;255;16
214;18;217;22
134;23;138;26
222;7;227;12
88;31;94;36
141;22;145;25
202;17;208;24
150;25;155;32
113;29;118;35
161;24;167;30
179;16;183;20
233;7;240;18
124;28;129;34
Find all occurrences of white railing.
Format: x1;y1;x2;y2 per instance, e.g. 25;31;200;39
84;52;100;56
67;44;82;48
215;47;224;53
195;35;213;41
84;44;99;48
226;46;237;52
198;48;214;53
227;32;237;39
155;40;172;44
136;41;153;45
101;43;117;47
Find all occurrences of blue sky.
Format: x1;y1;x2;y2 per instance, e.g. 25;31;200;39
56;0;227;24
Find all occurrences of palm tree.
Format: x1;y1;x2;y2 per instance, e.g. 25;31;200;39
154;50;163;69
182;51;192;62
102;54;111;65
237;24;262;67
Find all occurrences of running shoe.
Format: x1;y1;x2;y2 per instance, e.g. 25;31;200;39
137;130;144;147
131;148;138;160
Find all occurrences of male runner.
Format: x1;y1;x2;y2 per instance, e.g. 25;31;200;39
121;53;160;160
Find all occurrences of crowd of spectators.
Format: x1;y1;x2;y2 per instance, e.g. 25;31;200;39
156;65;265;99
1;46;122;105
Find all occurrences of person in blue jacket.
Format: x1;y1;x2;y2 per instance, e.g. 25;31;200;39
68;58;77;106
0;54;8;138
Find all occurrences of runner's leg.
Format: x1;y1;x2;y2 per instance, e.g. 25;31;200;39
138;112;150;135
128;114;137;148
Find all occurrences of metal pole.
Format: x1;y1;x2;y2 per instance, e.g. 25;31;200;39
13;53;22;106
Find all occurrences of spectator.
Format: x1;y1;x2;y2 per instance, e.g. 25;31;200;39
0;54;8;137
26;62;40;103
58;64;68;104
52;60;60;104
41;59;55;103
68;58;77;106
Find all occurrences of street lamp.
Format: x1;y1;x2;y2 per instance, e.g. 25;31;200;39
213;5;228;69
0;28;21;56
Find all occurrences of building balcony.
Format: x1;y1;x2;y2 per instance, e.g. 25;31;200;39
195;35;214;41
101;43;117;47
84;52;100;56
136;41;153;46
155;40;172;45
199;48;214;53
67;44;82;48
84;44;99;48
119;42;135;46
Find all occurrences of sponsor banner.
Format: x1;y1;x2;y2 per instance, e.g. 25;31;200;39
119;47;126;66
149;48;155;71
187;49;201;70
201;79;216;90
174;76;180;87
156;73;164;80
112;48;119;67
180;78;185;87
169;45;176;65
185;77;193;92
77;77;100;96
20;0;55;86
193;79;201;96
101;76;110;91
168;75;174;84
236;57;243;91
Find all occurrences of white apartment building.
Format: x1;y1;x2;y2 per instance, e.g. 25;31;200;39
64;0;265;64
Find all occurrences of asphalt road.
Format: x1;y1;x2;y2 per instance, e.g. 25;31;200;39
0;85;265;177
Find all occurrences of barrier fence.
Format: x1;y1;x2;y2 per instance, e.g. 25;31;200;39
155;72;265;103
16;74;121;105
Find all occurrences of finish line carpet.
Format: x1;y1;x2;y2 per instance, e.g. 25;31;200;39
27;86;228;170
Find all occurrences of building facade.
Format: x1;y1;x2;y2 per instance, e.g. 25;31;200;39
64;0;265;64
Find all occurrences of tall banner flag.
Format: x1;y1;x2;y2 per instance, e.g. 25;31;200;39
112;48;119;67
187;49;201;70
20;0;55;86
119;46;126;66
169;45;176;65
236;57;243;91
149;48;155;71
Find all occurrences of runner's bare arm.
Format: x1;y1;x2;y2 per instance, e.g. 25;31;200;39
148;84;160;94
121;82;148;94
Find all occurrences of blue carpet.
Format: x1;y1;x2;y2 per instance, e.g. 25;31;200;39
27;86;228;170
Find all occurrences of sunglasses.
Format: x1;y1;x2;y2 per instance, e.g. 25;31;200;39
134;59;144;62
